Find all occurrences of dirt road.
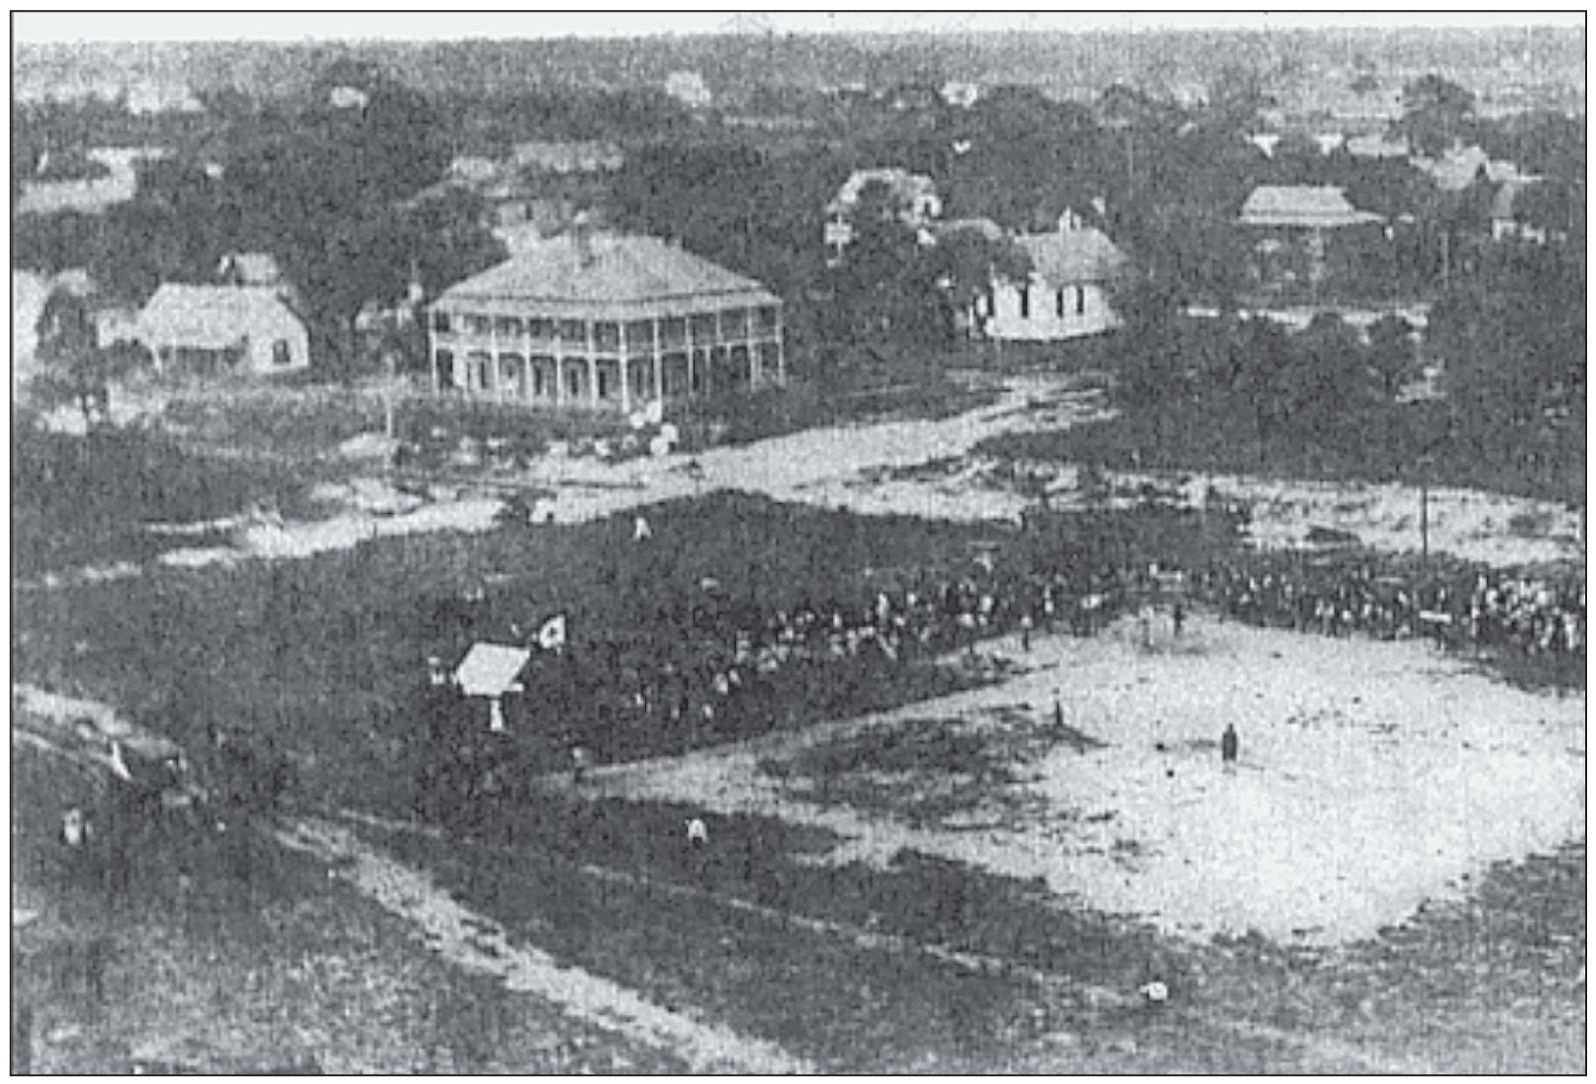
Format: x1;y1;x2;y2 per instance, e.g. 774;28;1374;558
272;816;812;1074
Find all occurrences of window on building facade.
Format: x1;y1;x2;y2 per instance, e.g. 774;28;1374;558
1055;289;1066;318
272;340;292;366
432;311;452;333
756;305;779;333
720;308;748;339
1076;287;1087;316
625;319;656;351
558;319;586;342
468;351;492;392
661;351;687;396
494;316;524;337
594;322;620;352
435;350;455;389
728;345;750;388
689;313;717;343
527;317;555;341
499;353;525;395
529;356;555;399
1019;287;1030;320
757;341;780;381
565;358;585;398
660;317;688;348
595;359;619;399
467;315;493;336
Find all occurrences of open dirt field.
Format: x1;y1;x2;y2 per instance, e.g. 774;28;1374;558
13;373;1584;1073
585;616;1586;947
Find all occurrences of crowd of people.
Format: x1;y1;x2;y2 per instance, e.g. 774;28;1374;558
1198;553;1585;661
417;510;1585;815
416;530;1172;807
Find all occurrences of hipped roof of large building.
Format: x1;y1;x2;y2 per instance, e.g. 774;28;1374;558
1238;185;1385;229
433;232;781;321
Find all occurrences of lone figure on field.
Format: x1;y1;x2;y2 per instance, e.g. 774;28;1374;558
685;817;709;850
1221;723;1239;768
633;514;653;543
570;744;591;786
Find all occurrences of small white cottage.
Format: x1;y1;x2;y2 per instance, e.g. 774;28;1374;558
978;210;1126;342
137;284;310;378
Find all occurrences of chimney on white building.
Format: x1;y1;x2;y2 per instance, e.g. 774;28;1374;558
571;211;597;268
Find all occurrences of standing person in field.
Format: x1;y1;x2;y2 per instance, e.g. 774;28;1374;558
1172;600;1186;638
570;744;590;787
1221;724;1239;769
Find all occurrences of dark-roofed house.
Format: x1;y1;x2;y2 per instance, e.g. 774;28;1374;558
1238;185;1385;298
978;210;1127;342
427;228;785;412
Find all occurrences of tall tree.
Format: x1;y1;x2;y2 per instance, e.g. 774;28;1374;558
1366;315;1418;401
1394;73;1477;157
225;63;454;370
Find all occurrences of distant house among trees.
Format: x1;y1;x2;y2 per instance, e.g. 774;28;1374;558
1238;185;1385;299
1414;144;1534;192
824;168;942;266
426;225;785;413
511;141;625;176
216;251;283;288
976;209;1127;342
664;70;714;110
1345;132;1412;161
940;81;982;109
136;284;311;379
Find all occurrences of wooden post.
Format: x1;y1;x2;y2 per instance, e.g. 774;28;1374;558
652;318;664;401
619;322;632;416
586;321;598;407
554;320;566;409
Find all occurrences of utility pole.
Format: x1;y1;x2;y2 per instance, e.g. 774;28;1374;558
1430;450;1442;568
1418;450;1437;568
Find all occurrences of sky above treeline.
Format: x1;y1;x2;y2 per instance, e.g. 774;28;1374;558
15;9;1585;44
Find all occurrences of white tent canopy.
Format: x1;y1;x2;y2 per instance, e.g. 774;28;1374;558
454;642;531;698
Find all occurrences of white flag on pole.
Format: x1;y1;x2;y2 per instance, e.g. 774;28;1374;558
536;614;568;652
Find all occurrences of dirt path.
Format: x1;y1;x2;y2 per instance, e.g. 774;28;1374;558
271;816;811;1074
328;808;1430;1073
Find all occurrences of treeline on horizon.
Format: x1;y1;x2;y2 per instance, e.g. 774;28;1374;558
16;24;1585;104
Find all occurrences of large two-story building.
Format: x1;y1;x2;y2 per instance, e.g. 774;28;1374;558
427;230;785;413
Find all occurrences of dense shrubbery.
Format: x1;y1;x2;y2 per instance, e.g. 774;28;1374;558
11;417;306;576
997;245;1585;506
